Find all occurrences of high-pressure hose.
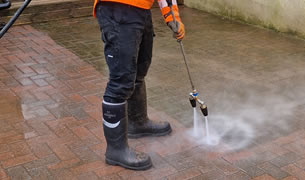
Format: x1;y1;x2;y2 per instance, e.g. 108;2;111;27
0;0;32;39
0;0;11;10
167;0;208;117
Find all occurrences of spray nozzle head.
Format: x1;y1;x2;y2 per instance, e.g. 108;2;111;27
191;90;198;97
189;90;208;116
189;90;198;108
200;104;208;117
189;94;197;108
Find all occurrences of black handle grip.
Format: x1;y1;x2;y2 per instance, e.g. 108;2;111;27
166;0;172;7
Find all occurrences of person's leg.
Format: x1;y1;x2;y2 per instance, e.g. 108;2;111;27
127;11;172;138
96;2;152;170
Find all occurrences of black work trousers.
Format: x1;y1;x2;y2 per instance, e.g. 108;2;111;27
96;2;154;103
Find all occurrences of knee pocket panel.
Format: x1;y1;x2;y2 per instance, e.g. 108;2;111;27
102;23;120;73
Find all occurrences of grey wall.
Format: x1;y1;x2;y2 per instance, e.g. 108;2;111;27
184;0;305;38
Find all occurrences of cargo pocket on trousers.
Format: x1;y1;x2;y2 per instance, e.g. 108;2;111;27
103;29;120;73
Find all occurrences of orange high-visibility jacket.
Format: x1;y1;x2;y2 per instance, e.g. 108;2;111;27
93;0;179;19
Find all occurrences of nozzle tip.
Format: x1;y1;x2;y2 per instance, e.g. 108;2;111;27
189;96;196;108
200;104;208;116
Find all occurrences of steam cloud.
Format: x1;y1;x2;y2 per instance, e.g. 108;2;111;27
187;82;305;152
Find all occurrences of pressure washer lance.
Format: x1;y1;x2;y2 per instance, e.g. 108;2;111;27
167;0;208;117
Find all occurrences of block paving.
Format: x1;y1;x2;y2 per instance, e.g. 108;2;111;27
1;5;305;180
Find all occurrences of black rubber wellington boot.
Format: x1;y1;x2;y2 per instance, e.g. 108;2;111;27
102;100;152;170
128;80;172;139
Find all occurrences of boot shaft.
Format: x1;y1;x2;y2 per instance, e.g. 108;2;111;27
102;101;128;149
102;100;152;170
128;81;148;124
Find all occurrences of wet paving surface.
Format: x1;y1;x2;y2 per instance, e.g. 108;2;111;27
33;7;305;141
1;5;305;180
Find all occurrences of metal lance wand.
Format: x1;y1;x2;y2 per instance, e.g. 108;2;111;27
166;0;208;117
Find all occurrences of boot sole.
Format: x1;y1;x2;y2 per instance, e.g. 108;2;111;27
105;158;152;170
128;128;172;139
